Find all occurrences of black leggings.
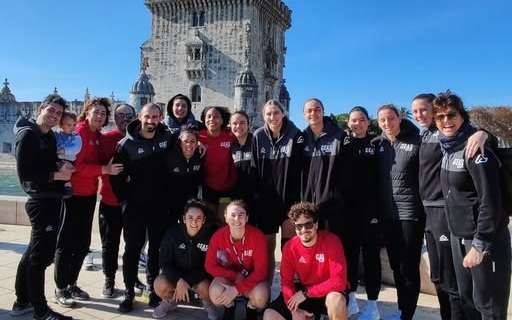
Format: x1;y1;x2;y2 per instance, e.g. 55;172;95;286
54;195;97;289
382;219;425;320
99;202;123;280
15;198;64;316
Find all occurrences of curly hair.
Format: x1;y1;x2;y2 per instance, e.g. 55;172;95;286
78;97;111;127
432;91;469;122
288;202;319;222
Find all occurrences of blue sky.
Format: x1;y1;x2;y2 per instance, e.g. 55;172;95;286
1;0;511;127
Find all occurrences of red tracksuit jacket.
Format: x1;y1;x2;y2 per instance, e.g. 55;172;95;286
281;230;347;302
99;129;124;206
70;121;102;196
205;225;268;294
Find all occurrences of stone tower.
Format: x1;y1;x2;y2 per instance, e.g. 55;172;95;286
141;0;291;126
129;67;156;112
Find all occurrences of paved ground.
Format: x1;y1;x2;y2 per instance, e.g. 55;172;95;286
0;224;457;320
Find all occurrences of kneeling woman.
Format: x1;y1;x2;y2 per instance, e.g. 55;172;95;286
205;200;269;320
434;92;511;320
153;200;216;319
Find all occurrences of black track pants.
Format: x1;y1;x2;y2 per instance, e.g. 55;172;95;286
383;219;425;320
450;230;511;320
98;202;123;280
424;206;465;320
14;198;64;316
54;195;96;289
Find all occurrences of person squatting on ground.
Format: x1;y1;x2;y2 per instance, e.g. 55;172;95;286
373;104;424;320
252;99;304;287
53;98;122;308
264;201;348;320
97;103;136;298
54;111;82;198
434;92;511;320
12;94;75;320
343;106;383;320
152;199;217;319
205;200;269;320
110;103;174;312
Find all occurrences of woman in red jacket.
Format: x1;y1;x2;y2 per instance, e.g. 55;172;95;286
53;98;123;306
198;106;237;225
205;200;268;320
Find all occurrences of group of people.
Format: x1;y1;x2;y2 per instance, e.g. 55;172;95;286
10;90;510;320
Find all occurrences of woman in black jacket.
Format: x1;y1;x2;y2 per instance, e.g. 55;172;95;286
373;104;424;320
153;199;216;319
434;92;510;320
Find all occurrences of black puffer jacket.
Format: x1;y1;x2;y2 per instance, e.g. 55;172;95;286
159;223;214;285
301;117;348;219
252;118;304;230
14;117;63;198
110;120;174;207
373;119;424;221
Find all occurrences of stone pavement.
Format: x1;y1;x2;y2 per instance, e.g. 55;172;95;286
0;224;457;320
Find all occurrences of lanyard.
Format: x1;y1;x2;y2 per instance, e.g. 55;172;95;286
230;235;246;269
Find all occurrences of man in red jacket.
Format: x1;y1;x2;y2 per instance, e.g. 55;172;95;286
205;200;268;320
264;202;348;320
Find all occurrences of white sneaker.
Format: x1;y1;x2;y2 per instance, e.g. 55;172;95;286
358;301;380;320
84;252;94;271
152;299;177;319
202;300;220;320
348;292;360;317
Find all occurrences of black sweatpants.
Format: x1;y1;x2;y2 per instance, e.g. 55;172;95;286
450;230;511;320
424;206;464;320
54;195;97;289
382;219;425;320
14;198;64;316
98;202;123;281
343;216;382;300
122;203;169;292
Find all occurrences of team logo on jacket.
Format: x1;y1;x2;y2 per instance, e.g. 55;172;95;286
45;225;54;232
197;243;208;252
137;147;144;155
365;147;375;155
475;154;488;164
379;146;384;152
320;144;335;154
220;141;231;149
452;158;464;169
297;136;304;144
193;165;200;171
315;253;325;263
244;249;253;257
159;141;168;149
178;243;186;249
260;147;266;154
173;167;180;173
439;235;449;242
298;256;307;264
400;143;413;152
343;136;350;145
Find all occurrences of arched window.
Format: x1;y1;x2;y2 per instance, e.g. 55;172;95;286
191;85;201;102
199;11;205;26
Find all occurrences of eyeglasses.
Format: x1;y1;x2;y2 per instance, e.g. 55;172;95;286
294;221;316;231
435;112;458;122
115;113;135;119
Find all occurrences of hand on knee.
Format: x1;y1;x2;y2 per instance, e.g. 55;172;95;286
154;275;174;300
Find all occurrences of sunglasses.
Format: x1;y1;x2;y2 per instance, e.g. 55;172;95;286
294;221;316;231
435;112;458;122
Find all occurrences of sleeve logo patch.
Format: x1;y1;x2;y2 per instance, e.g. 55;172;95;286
474;154;488;164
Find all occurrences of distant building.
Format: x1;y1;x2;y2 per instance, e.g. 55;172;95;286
137;0;292;127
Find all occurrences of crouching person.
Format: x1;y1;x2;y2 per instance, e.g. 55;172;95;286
264;202;348;320
205;200;269;320
152;199;217;319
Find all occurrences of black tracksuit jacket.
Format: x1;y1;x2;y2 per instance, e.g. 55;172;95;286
164;144;202;217
373;119;424;221
159;223;214;285
440;127;509;252
110;120;175;207
301;117;348;219
419;125;445;207
251;118;304;230
14;117;63;198
231;133;257;202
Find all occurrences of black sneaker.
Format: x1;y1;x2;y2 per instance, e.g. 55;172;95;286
33;308;73;320
102;279;115;298
54;289;75;308
223;306;236;320
148;291;161;308
68;285;90;301
118;290;134;313
10;300;33;316
134;278;145;296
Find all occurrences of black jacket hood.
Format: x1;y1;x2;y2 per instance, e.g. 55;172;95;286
125;119;170;141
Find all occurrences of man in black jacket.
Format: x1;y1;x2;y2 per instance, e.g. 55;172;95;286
11;94;75;320
111;103;175;313
152;199;217;319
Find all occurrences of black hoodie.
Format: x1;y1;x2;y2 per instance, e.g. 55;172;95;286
373;119;424;221
110;120;174;207
301;117;348;218
14;117;63;198
252;117;304;230
164;94;201;135
159;223;214;286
